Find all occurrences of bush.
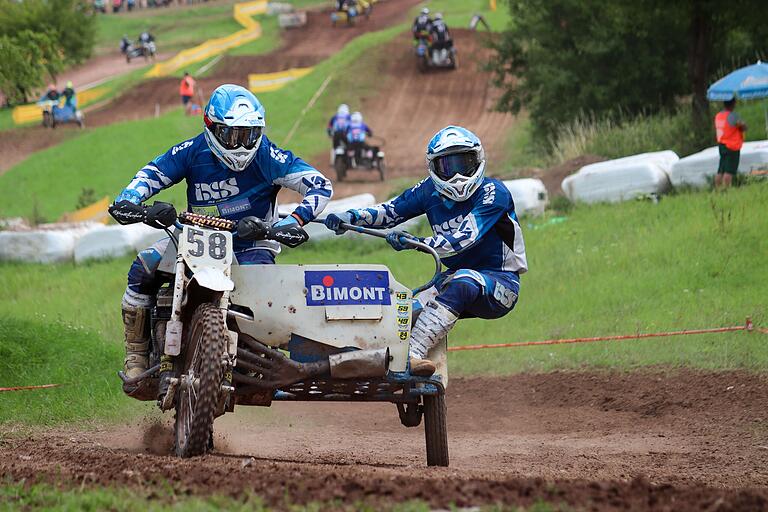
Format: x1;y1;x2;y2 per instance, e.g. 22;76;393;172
550;108;704;163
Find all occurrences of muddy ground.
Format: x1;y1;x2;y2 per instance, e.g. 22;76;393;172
3;370;768;510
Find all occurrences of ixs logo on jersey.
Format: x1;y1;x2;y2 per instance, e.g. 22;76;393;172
305;270;391;306
194;178;240;201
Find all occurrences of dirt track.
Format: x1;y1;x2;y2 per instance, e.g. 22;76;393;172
311;29;516;200
3;370;768;510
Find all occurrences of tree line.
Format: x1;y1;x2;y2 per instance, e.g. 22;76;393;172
488;0;767;147
0;0;95;105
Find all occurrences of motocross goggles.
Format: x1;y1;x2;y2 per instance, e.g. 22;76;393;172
209;122;263;150
430;151;480;180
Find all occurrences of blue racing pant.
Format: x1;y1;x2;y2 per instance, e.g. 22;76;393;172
429;269;520;320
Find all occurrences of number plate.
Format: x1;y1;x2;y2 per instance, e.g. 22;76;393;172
180;225;234;272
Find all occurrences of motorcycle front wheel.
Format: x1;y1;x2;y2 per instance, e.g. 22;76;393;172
174;303;227;458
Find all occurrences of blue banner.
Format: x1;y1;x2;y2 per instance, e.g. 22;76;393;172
305;270;391;306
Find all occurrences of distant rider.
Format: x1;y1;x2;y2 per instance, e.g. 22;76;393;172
120;35;131;55
61;81;76;109
429;13;453;59
111;84;333;390
346;111;375;163
325;126;527;376
327;103;351;149
138;29;155;55
44;84;60;102
138;30;154;44
412;7;433;42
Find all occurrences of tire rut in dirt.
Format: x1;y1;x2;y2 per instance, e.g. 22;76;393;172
174;302;226;458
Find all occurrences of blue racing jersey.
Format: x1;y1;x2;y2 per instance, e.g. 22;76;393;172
116;132;333;253
328;113;350;133
350;177;527;274
346;121;372;143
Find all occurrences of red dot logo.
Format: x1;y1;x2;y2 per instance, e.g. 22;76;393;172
322;275;334;287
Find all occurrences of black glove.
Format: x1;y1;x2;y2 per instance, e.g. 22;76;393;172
144;202;177;229
108;200;146;225
237;216;269;241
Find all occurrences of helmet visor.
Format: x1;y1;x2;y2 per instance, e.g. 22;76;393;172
211;124;263;150
431;151;479;180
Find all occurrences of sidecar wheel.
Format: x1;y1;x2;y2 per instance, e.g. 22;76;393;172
174;303;227;458
334;155;347;182
423;392;448;466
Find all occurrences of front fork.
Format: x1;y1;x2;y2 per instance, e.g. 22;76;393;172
157;254;236;412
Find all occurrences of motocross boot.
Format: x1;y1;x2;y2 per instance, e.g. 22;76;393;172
122;302;150;381
409;300;458;377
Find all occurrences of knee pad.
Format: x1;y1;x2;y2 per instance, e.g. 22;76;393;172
436;274;483;315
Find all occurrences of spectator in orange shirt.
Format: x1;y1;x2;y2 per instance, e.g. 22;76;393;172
714;98;748;189
180;72;196;116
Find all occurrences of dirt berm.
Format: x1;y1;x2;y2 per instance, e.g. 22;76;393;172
3;370;768;510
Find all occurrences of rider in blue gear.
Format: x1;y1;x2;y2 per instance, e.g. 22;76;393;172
114;84;333;384
346;111;376;165
325;126;527;376
327;104;351;150
412;7;432;42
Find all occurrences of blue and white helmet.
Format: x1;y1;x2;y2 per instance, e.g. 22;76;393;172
426;126;486;201
338;103;350;116
203;84;266;172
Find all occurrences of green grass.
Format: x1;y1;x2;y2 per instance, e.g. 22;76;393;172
0;483;554;511
0;317;142;426
1;184;766;379
419;0;511;31
94;3;241;55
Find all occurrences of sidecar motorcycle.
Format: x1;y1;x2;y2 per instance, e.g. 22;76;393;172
109;202;449;466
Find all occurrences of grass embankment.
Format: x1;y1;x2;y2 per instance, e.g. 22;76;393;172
94;2;242;55
1;185;766;420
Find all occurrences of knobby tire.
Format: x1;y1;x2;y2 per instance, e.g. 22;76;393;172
423;392;449;466
174;303;226;458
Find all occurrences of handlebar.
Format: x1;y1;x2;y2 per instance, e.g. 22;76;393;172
311;219;442;296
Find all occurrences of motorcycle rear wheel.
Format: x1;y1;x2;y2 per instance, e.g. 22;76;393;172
174;303;226;458
423;392;449;466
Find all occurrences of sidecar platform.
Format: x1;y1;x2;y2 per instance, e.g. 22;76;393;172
272;372;443;404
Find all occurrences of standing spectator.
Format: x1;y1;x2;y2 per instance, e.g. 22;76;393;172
714;98;748;189
179;72;196;116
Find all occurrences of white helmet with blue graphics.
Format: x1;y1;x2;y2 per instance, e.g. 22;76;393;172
204;84;266;172
426;125;486;201
338;103;350;116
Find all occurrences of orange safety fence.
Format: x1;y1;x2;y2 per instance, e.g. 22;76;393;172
0;384;61;392
449;318;763;352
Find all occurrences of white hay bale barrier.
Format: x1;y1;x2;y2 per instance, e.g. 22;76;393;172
267;2;294;15
578;150;679;176
669;141;768;188
0;230;78;263
562;161;671;203
739;140;768;173
278;11;307;28
503;178;548;216
74;224;161;263
668;146;721;188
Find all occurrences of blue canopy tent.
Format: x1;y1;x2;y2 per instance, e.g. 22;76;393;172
707;61;768;137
